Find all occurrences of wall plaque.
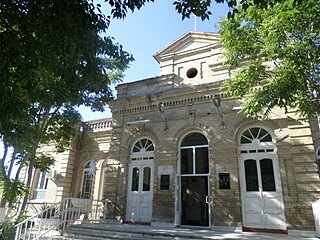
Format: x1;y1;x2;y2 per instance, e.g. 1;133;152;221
160;175;170;190
219;173;230;189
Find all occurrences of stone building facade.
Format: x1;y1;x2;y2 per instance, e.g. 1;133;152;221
29;32;320;234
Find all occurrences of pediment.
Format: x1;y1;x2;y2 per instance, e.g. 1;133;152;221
153;31;219;63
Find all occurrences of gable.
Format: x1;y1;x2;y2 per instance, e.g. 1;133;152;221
153;31;219;63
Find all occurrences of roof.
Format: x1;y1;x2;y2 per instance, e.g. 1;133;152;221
153;31;219;63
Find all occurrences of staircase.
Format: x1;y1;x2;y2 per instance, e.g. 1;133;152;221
14;198;111;240
57;223;319;240
60;223;216;240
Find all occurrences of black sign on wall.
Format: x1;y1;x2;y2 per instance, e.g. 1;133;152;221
160;175;170;190
219;173;230;189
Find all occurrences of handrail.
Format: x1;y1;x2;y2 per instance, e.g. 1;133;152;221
14;198;111;240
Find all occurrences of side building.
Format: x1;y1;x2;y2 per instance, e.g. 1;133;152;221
28;31;320;234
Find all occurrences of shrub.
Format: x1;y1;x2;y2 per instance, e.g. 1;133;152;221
0;220;15;240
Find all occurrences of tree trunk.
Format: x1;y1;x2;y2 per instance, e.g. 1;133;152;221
19;160;34;213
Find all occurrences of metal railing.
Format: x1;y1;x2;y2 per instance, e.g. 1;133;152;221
14;198;111;240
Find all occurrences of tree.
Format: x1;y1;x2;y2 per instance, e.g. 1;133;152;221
0;0;305;217
0;0;135;215
218;0;320;118
173;0;302;20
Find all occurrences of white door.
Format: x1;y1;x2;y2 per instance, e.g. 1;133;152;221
126;162;153;223
239;156;286;231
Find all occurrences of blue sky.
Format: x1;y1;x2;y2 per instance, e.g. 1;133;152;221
79;1;229;121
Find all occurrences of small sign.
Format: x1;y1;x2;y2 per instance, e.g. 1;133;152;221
160;175;170;190
219;173;230;189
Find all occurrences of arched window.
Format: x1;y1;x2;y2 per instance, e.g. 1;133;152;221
239;127;275;154
180;132;209;174
131;138;154;161
132;139;154;153
80;160;95;199
240;127;272;144
181;132;208;147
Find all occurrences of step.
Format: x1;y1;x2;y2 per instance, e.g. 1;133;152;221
61;224;217;240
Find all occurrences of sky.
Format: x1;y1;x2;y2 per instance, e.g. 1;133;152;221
79;1;229;121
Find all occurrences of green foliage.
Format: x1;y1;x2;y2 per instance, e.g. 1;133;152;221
0;0;135;211
33;153;55;172
219;0;320;118
0;179;28;205
173;0;302;20
0;220;15;240
106;0;155;19
0;0;306;212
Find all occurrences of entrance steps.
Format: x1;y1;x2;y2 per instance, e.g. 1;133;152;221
54;223;317;240
58;223;200;240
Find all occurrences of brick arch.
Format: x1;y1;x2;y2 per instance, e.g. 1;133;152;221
125;127;160;153
174;123;215;147
231;118;283;144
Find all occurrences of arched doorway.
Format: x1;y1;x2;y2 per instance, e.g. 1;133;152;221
126;138;154;223
238;126;287;232
176;132;211;227
80;161;95;199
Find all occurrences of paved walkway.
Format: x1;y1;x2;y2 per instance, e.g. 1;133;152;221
78;223;319;240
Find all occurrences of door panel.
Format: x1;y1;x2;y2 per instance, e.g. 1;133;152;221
240;157;286;231
127;163;153;222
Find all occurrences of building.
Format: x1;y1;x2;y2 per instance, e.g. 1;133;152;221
28;32;320;234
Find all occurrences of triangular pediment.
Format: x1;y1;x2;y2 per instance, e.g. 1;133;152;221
153;31;219;63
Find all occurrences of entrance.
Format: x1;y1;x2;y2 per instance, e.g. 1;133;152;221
177;132;210;227
126;139;154;223
238;127;286;232
181;176;209;226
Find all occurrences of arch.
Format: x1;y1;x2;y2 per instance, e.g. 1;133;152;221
84;160;95;169
237;125;276;155
174;124;214;148
178;131;210;226
231;118;280;142
80;160;95;199
129;138;155;161
131;138;154;153
237;125;286;231
239;126;273;145
181;132;208;147
125;127;160;150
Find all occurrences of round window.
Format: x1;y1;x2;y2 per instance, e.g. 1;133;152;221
186;68;198;78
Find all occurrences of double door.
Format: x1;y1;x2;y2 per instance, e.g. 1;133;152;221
239;156;286;231
126;162;153;223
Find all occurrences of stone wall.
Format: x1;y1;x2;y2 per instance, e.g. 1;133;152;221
106;78;320;230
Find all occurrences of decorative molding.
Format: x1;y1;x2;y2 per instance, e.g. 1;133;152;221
113;92;227;116
83;118;112;132
125;127;160;152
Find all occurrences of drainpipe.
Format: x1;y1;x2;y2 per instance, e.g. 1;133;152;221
70;124;84;198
